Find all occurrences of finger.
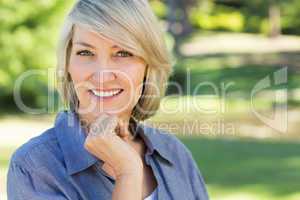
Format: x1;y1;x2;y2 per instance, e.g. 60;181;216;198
116;119;131;139
89;113;118;136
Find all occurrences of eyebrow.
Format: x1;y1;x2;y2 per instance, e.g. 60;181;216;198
73;41;121;49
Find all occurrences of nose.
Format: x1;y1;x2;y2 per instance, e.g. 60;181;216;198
90;68;117;86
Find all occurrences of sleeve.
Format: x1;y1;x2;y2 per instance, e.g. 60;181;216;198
185;148;210;200
7;161;69;200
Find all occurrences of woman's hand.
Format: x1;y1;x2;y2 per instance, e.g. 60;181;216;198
83;114;143;178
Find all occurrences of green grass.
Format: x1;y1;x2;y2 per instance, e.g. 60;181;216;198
180;136;300;200
1;137;300;200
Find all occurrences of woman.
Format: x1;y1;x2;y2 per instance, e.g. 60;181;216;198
7;0;209;199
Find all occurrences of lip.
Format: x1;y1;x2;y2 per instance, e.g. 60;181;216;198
91;88;123;92
88;89;124;100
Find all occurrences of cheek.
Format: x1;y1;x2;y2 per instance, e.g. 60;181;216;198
68;59;87;82
68;59;92;99
122;64;146;93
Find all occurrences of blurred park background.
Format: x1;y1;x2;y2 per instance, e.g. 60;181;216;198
1;0;300;199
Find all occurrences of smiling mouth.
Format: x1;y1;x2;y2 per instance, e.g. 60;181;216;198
89;89;124;98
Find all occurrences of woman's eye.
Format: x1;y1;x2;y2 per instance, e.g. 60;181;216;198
76;50;94;56
115;50;133;57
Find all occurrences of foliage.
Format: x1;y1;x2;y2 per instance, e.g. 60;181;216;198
0;0;73;108
149;0;168;19
281;0;300;34
1;0;300;111
190;3;244;32
150;0;300;35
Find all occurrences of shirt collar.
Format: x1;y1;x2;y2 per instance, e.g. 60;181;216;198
54;110;174;175
54;110;98;175
135;122;175;165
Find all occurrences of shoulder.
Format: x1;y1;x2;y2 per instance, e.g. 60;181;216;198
9;127;64;171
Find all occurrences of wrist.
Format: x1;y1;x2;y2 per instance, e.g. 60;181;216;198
116;163;143;179
116;170;143;184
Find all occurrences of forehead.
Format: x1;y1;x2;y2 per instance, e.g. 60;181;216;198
72;25;117;46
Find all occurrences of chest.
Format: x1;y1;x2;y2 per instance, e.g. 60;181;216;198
68;155;194;200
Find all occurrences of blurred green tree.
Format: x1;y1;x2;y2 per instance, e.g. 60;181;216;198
2;0;300;112
151;0;300;36
0;0;72;110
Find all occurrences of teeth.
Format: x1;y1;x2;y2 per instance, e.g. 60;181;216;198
91;89;121;97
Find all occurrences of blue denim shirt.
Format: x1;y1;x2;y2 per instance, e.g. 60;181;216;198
7;110;209;200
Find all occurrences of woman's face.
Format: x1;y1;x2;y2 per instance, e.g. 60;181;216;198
68;25;147;123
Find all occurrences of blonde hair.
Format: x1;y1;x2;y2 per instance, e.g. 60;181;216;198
56;0;172;121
